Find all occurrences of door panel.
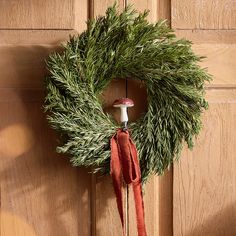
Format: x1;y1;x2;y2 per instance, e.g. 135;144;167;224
0;1;90;236
174;89;236;236
172;1;236;235
0;0;235;235
193;44;236;86
0;92;91;236
0;46;55;88
172;0;236;29
0;0;74;29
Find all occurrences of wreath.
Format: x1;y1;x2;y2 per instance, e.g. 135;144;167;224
44;5;211;183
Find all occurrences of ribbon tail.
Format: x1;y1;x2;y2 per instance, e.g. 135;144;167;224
110;135;126;236
133;183;147;236
130;140;147;236
110;130;147;236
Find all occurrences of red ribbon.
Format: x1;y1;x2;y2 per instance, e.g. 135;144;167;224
110;128;147;236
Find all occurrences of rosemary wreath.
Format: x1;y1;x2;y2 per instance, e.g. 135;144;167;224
44;5;211;183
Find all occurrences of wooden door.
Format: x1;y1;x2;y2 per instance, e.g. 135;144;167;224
0;1;235;236
172;1;236;235
0;1;90;236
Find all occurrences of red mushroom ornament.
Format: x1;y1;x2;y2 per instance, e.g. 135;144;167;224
113;98;134;128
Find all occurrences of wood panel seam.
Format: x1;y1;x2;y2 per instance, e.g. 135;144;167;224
0;28;74;30
174;28;236;31
89;0;94;19
91;174;96;236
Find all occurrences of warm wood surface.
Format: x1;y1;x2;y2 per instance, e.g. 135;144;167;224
90;0;124;18
174;89;236;236
74;0;88;31
129;176;159;236
0;30;74;45
0;100;91;236
176;30;236;44
0;0;74;29
173;1;236;236
172;0;236;29
0;0;235;235
0;1;91;236
157;0;171;22
193;44;236;87
93;175;125;236
128;0;171;22
128;170;173;236
128;0;158;22
0;46;57;88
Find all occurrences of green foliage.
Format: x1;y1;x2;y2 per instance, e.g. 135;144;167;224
44;5;211;183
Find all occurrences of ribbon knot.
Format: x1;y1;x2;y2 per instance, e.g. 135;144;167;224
110;128;147;236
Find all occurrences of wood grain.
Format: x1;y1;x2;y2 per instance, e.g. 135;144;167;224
0;1;91;236
74;0;89;31
1;0;235;235
0;30;74;45
173;89;236;236
172;0;236;29
176;30;236;44
0;88;43;102
90;0;124;18
158;168;173;236
129;176;159;236
0;100;91;236
0;46;58;88
128;0;157;22
93;175;126;236
192;44;236;87
129;170;173;236
128;0;170;22
0;0;74;29
157;0;171;22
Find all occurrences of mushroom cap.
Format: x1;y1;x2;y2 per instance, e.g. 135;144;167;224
113;98;134;107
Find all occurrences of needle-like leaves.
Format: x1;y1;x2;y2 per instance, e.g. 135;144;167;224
44;5;211;183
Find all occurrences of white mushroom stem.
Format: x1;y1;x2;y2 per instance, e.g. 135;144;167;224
120;106;128;123
113;98;134;126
